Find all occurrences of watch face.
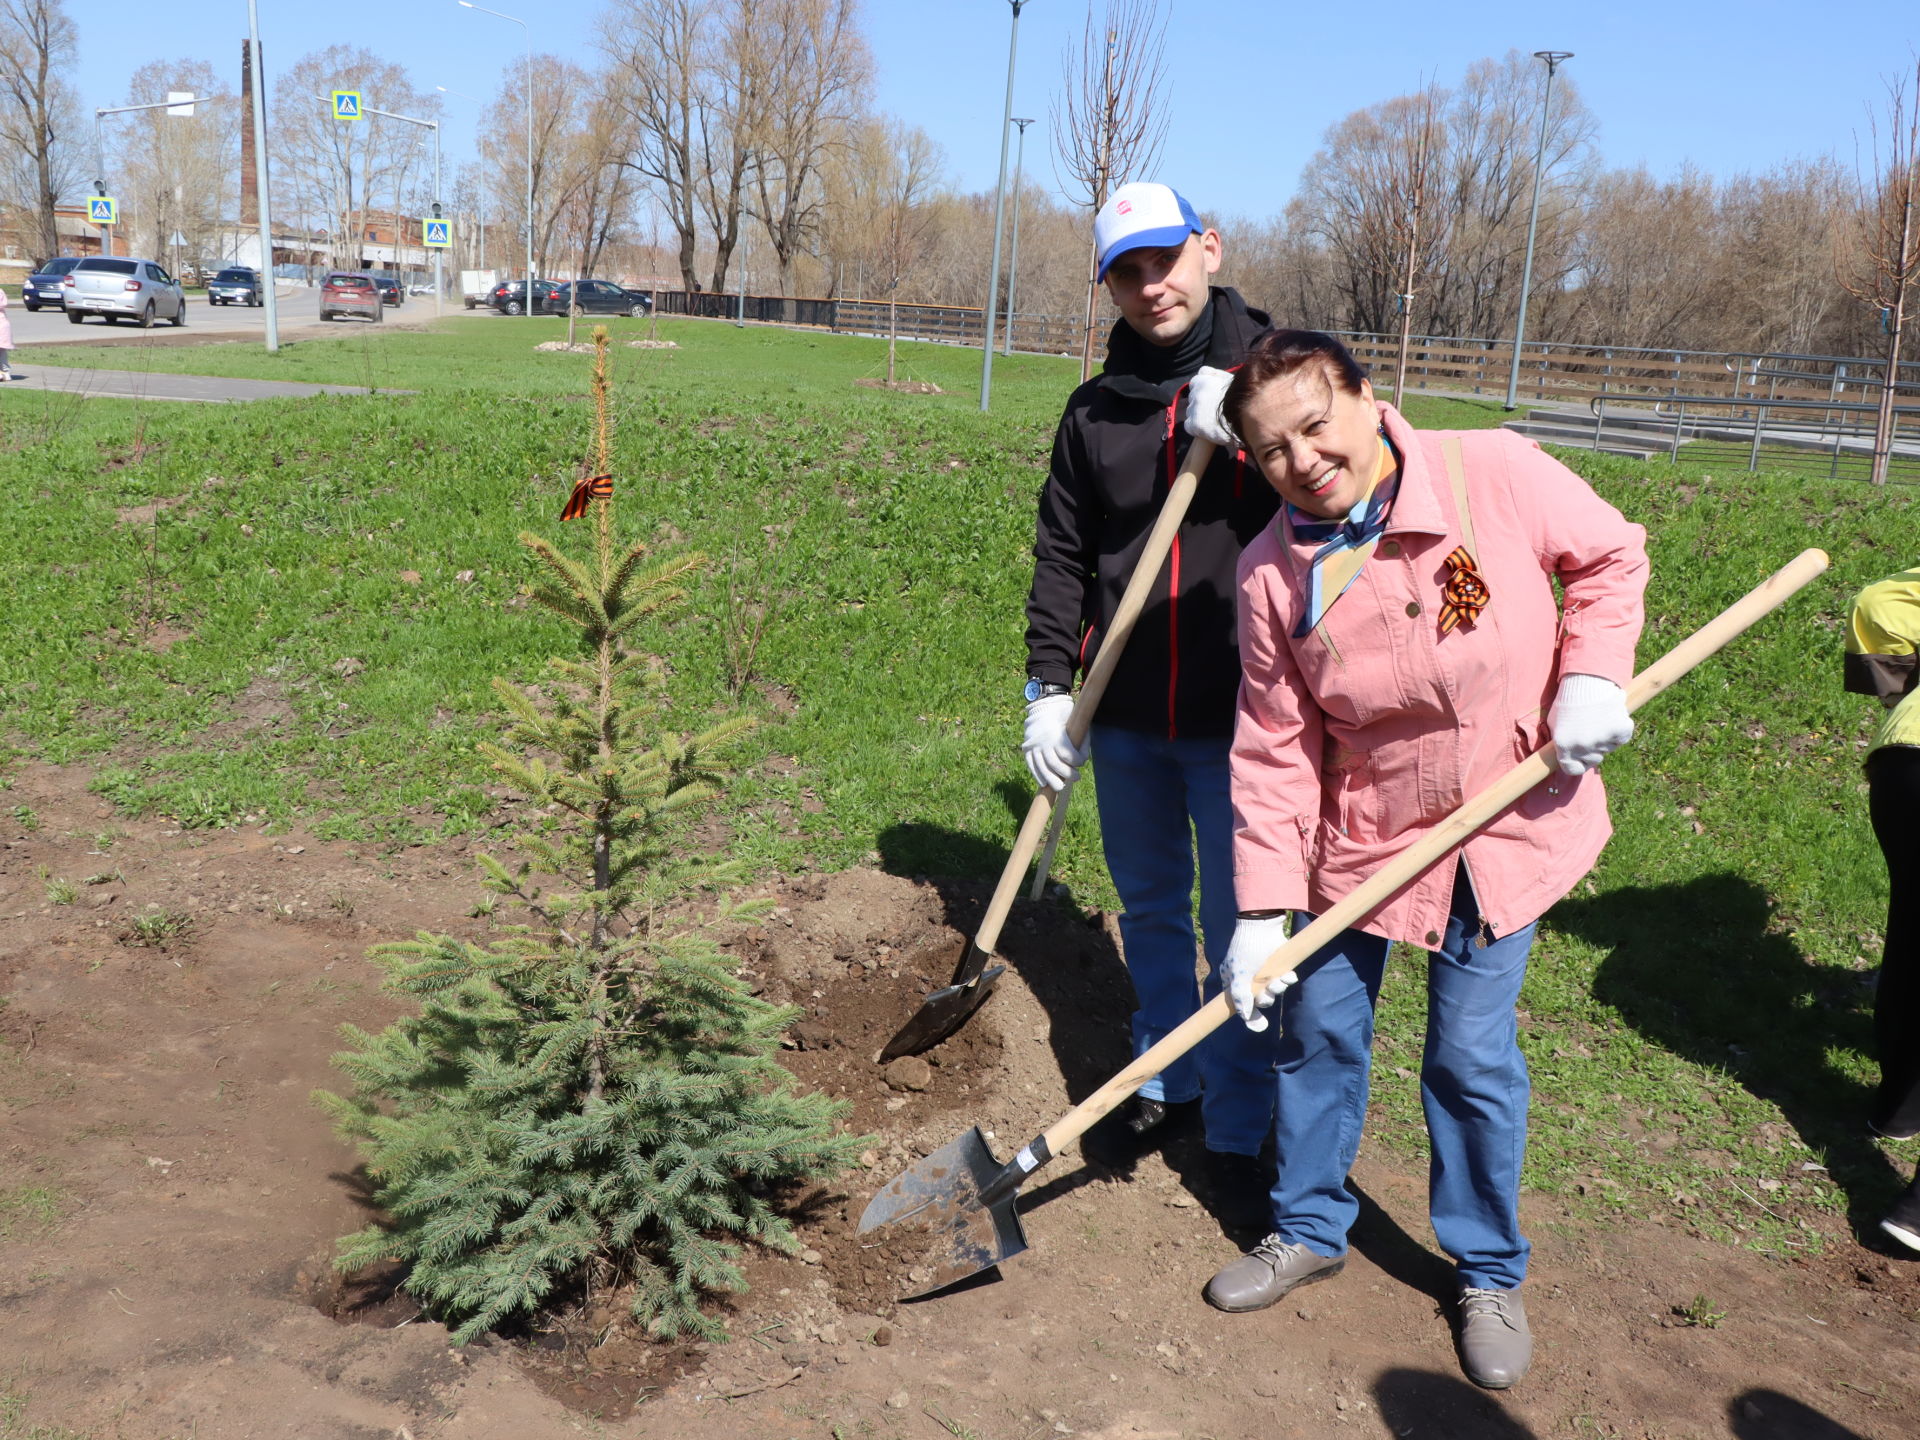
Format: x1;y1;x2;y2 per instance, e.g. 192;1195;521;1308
1024;678;1043;703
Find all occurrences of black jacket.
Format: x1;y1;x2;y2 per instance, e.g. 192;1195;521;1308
1024;287;1278;739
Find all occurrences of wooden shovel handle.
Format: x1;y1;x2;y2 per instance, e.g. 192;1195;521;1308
970;438;1218;958
1038;546;1830;1160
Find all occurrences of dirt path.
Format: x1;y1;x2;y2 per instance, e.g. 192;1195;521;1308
2;761;1915;1438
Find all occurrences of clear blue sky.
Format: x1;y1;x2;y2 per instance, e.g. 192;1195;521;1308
73;0;1920;221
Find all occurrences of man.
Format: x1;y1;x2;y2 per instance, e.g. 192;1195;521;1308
1021;181;1280;1222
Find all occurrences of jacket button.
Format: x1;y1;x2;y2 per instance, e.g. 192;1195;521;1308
1405;601;1422;618
1425;930;1441;947
1381;540;1401;559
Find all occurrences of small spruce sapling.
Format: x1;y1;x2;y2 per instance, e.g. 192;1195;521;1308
316;328;862;1343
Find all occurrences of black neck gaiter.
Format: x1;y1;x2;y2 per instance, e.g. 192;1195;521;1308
1127;302;1216;385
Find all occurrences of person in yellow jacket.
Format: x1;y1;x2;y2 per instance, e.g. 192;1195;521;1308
1846;564;1920;1251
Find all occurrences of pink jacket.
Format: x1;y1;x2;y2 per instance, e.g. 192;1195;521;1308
0;287;12;350
1231;403;1648;947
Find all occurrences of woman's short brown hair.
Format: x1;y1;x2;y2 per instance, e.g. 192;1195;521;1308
1221;330;1370;442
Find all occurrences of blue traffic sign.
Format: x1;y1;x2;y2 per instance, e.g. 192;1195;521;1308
422;219;451;249
331;90;362;120
88;195;118;225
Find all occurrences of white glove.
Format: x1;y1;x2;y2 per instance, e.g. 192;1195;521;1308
1184;364;1239;449
1223;913;1296;1032
1549;673;1634;776
1022;693;1088;792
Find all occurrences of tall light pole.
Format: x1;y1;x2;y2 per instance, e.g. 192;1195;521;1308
1003;116;1034;358
244;1;280;351
1504;49;1572;411
978;0;1031;412
459;1;534;320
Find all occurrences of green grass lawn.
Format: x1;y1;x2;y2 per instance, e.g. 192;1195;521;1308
1;314;1913;1255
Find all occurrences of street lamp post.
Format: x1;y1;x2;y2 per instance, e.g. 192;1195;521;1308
978;0;1030;413
246;0;280;351
458;1;534;320
1504;49;1573;411
1003;117;1034;358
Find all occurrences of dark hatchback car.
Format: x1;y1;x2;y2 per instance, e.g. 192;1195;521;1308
207;267;262;306
548;279;652;317
24;256;81;310
490;279;562;315
370;274;404;306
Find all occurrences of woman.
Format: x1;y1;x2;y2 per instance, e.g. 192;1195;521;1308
1844;565;1920;1252
1185;330;1647;1390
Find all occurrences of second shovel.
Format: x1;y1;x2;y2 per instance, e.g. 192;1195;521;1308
878;437;1219;1062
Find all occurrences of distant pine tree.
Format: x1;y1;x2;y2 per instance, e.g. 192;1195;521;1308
315;330;861;1343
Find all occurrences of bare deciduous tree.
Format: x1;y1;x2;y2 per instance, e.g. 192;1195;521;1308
479;55;598;278
0;0;78;261
117;60;238;273
1839;60;1920;485
600;0;715;292
1052;0;1168;379
695;0;768;294
273;48;435;272
750;0;871;299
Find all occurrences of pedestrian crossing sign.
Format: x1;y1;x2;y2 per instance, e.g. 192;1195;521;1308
422;219;451;249
331;90;362;120
88;195;118;225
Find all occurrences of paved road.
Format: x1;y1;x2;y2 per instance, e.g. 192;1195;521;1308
10;283;479;346
0;365;412;403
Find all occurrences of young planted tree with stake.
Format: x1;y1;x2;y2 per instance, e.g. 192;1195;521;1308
317;330;860;1343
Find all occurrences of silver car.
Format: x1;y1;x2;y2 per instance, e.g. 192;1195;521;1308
62;256;188;327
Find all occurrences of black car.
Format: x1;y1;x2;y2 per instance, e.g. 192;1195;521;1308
490;279;563;315
370;274;404;306
207;266;262;306
23;256;80;310
548;279;652;318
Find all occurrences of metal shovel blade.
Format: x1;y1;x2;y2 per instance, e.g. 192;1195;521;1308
877;936;1004;1063
855;1126;1028;1300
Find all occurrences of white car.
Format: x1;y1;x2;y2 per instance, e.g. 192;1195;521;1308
63;257;188;327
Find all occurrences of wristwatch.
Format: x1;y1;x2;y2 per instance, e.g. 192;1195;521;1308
1023;677;1072;703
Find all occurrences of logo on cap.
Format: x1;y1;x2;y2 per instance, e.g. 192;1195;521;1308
1093;182;1203;281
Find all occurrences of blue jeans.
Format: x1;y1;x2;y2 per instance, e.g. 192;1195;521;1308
1269;863;1536;1291
1090;724;1279;1155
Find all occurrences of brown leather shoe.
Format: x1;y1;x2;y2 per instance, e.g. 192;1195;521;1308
1457;1286;1532;1389
1203;1234;1344;1313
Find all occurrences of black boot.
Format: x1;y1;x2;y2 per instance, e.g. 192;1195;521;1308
1082;1096;1196;1168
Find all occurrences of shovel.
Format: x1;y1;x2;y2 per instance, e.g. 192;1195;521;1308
859;547;1830;1297
878;437;1221;1063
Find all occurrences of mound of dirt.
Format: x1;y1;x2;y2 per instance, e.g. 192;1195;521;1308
5;762;1919;1438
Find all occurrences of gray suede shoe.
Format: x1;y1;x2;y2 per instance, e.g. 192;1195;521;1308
1203;1234;1344;1313
1457;1286;1532;1389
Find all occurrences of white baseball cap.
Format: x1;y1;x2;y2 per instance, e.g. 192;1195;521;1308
1094;182;1203;280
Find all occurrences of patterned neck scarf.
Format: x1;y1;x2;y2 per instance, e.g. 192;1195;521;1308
1288;434;1400;639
